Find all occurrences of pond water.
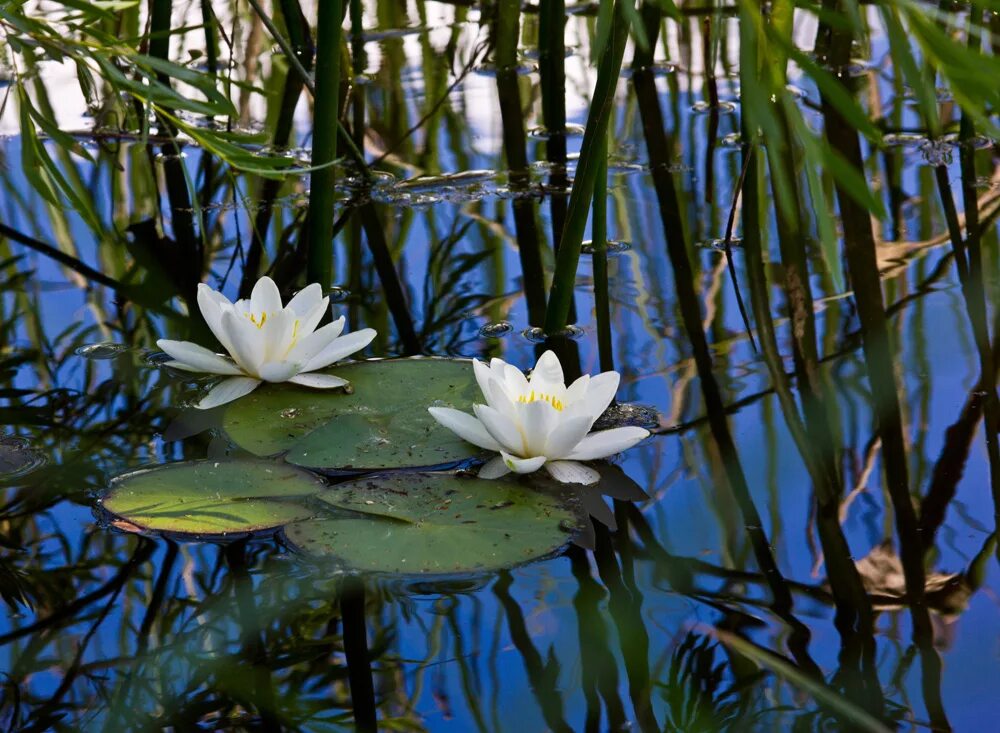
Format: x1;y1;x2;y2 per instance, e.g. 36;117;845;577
1;1;999;731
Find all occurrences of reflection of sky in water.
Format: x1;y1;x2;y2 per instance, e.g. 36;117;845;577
2;2;999;730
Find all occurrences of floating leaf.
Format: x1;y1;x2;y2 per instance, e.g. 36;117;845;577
283;472;584;574
223;358;484;472
100;460;325;536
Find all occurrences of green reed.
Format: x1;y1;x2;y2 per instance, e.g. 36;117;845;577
305;0;344;289
543;0;631;334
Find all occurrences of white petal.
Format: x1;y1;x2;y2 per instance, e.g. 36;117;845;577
258;361;303;382
197;284;237;355
250;276;283;314
221;309;265;375
544;415;594;459
478;455;511;480
517;399;558;455
286;317;345;366
472;359;495;401
157;339;243;375
286;283;324;316
487;379;521;424
528;350;565;396
500;451;547;475
585;371;620;419
288;373;350;389
195;376;261;409
297;298;333;338
501;361;530;396
566;426;650;461
473;404;523;453
428;407;502;451
565;374;590;406
545;460;600;485
303;328;377;372
259;308;298;363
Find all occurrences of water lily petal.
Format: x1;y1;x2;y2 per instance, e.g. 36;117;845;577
260;308;298;363
545;460;600;485
478;455;511;480
544;415;594;459
584;371;620;419
258;361;304;383
473;359;495;401
501;361;530;396
528;350;565;397
288;373;350;389
500;451;547;474
566;426;649;461
250;275;283;315
297;298;333;339
286;317;345;366
428;407;502;451
518;399;558;456
565;374;590;405
197;285;238;355
303;328;376;372
286;283;324;316
473;404;522;454
221;309;265;374
157;339;243;376
484;376;518;420
195;376;261;409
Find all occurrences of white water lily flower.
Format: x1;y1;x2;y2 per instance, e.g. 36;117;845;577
428;350;649;485
157;276;376;409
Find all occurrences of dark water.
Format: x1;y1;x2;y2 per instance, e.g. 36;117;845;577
2;2;999;731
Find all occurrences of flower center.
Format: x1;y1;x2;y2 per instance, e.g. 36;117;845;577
517;390;564;411
245;311;269;329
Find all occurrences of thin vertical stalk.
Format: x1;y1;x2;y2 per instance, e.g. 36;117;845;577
306;0;343;288
495;0;547;326
592;152;613;373
341;577;377;733
539;0;568;251
544;0;630;333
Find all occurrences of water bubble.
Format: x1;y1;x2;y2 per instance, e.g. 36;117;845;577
696;237;743;251
527;123;586;140
920;139;953;167
327;286;351;302
581;240;632;255
479;321;514;338
76;343;130;360
521;325;584;343
882;132;927;147
691;100;738;115
280;408;301;419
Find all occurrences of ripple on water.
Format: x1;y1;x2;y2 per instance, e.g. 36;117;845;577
522;325;584;343
581;240;632;255
75;342;130;359
479;321;514;338
0;435;46;479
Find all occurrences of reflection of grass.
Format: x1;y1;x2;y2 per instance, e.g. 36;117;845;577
711;628;892;733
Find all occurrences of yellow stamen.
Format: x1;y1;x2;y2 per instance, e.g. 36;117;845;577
516;390;564;411
246;311;269;329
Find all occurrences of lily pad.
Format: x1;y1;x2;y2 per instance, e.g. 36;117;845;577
283;472;584;574
100;460;325;535
222;358;484;472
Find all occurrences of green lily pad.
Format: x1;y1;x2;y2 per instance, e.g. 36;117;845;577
100;460;325;536
283;472;584;574
222;358;484;472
